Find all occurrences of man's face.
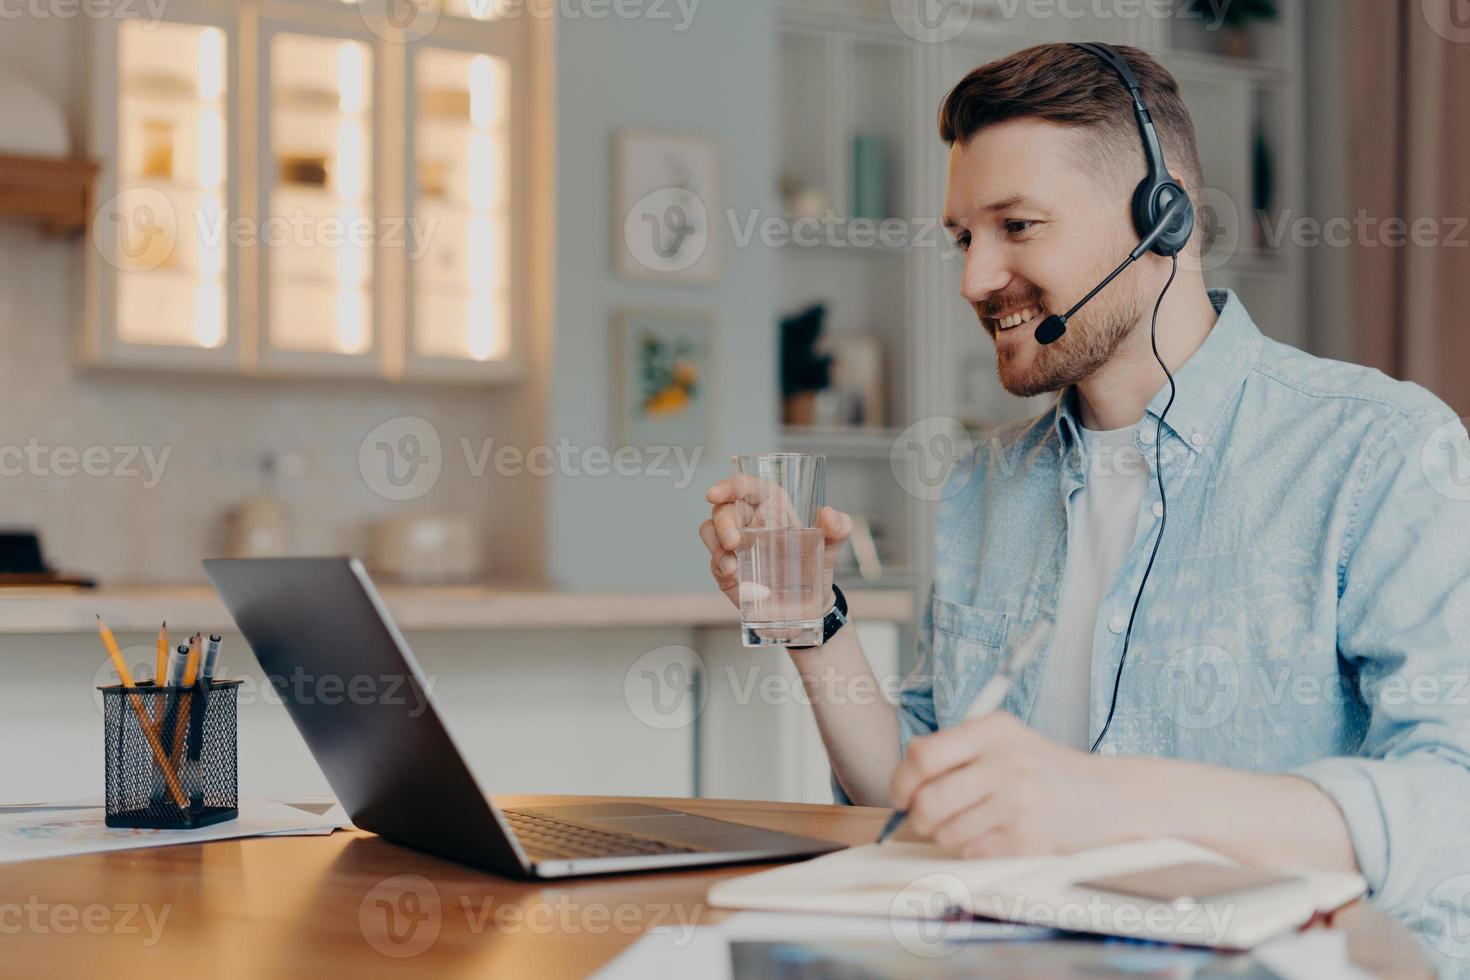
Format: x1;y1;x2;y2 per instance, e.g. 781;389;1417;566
943;118;1147;398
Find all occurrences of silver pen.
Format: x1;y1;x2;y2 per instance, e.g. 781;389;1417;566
875;637;1040;844
200;633;223;685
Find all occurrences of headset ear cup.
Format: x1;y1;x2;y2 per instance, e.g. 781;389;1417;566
1134;180;1195;257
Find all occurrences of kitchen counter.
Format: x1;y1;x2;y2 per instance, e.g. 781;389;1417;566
0;585;916;633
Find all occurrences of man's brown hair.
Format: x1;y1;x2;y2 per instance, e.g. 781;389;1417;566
938;43;1204;247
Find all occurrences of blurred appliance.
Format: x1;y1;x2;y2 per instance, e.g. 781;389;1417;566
821;332;886;428
367;514;482;585
0;529;95;589
223;454;294;558
779;303;832;426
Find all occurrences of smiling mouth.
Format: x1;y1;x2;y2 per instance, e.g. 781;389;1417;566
985;304;1046;334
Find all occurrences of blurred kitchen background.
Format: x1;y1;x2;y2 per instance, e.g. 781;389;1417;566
0;0;1465;805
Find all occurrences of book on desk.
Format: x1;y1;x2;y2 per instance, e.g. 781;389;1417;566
710;836;1366;950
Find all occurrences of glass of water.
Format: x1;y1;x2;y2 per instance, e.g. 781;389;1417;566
731;452;826;647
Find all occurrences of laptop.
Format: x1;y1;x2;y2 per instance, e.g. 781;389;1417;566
203;557;845;878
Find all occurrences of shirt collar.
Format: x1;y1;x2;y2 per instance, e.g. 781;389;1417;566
1053;289;1263;456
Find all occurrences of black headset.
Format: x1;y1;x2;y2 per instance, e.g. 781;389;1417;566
1075;42;1195;256
1033;43;1192;752
1032;42;1196;347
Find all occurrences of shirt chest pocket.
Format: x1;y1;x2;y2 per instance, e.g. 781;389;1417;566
930;596;1009;723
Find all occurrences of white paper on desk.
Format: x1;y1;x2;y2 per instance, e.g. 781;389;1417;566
1252;928;1373;980
0;798;341;863
257;801;352;836
593;911;1049;980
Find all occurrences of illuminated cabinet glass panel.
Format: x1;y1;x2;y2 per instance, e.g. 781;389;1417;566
411;47;512;367
266;32;375;359
114;20;228;351
442;0;500;18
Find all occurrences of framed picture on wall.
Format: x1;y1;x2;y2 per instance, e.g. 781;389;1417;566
612;129;721;284
613;308;717;453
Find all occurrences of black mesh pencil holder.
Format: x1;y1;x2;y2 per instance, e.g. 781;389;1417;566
100;680;242;829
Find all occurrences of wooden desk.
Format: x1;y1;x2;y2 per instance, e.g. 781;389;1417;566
2;795;1432;979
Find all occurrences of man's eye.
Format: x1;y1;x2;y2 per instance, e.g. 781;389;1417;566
951;234;970;253
1003;220;1036;237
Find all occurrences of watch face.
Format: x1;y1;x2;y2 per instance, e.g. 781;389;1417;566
823;586;848;643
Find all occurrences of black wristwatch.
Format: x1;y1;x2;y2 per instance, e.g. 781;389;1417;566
789;584;849;649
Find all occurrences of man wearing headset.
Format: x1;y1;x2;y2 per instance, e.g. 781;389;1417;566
700;43;1470;945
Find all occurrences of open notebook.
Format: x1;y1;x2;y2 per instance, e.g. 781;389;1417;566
709;838;1365;950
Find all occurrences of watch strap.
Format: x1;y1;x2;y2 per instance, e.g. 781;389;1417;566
790;583;848;649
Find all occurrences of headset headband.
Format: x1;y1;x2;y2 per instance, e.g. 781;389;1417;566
1071;42;1172;195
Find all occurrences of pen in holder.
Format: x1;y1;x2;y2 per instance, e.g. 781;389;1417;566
99;680;242;829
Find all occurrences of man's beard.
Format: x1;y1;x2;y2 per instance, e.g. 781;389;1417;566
992;293;1142;399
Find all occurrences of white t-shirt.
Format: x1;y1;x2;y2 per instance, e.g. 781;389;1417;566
1028;423;1149;749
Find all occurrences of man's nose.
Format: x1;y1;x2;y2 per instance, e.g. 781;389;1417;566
959;240;1010;307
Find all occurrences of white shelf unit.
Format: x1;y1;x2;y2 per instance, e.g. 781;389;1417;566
85;3;243;373
83;0;534;384
774;1;1308;628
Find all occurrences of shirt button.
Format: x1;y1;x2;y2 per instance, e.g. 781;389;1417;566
1152;501;1165;518
1138;428;1155;445
1190;432;1205;447
1108;614;1126;634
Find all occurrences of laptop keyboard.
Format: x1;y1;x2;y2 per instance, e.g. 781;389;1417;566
502;808;706;860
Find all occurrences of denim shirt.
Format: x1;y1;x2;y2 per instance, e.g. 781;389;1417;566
841;290;1470;965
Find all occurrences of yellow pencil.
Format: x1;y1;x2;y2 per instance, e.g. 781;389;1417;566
96;614;133;686
182;633;201;686
155;621;168;685
97;615;188;810
150;621;169;726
